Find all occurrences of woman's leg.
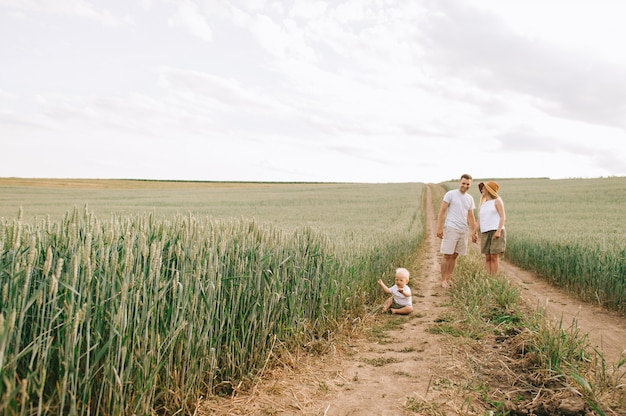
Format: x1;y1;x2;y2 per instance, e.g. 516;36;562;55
485;254;499;274
491;253;500;274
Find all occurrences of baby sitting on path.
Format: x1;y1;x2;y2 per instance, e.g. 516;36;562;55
377;267;413;315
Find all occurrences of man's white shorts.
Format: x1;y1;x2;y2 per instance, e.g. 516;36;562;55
440;226;469;255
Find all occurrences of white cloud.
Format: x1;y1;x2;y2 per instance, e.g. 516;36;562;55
289;0;328;20
0;88;15;101
245;13;316;62
168;1;213;42
471;0;626;65
0;0;133;26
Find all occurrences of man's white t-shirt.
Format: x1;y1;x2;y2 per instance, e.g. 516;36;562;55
443;189;476;231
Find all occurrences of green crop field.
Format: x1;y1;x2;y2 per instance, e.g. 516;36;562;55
1;176;625;415
0;179;424;415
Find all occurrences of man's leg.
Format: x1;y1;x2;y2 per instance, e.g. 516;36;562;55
441;253;458;287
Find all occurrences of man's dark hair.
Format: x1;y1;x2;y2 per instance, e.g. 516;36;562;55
461;173;472;180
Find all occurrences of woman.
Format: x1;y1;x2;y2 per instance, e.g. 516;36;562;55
475;181;506;274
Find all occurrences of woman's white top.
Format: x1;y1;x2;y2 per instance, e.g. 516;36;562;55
479;199;503;232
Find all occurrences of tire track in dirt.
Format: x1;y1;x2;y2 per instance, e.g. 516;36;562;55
500;261;626;364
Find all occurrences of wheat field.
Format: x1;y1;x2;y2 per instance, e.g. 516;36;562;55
1;176;624;415
0;179;424;415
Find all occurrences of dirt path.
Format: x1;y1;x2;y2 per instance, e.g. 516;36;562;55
501;261;626;365
202;185;626;415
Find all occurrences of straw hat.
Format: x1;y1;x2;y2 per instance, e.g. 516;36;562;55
484;181;499;198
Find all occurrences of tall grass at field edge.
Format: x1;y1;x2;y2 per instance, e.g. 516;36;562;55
505;236;626;313
431;252;625;415
0;200;423;415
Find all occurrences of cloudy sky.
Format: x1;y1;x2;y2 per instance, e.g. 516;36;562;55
1;0;625;183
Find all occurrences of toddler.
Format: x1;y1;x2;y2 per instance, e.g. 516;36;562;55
377;268;413;315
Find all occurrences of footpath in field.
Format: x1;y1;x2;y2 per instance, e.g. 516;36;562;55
201;185;626;415
500;261;626;366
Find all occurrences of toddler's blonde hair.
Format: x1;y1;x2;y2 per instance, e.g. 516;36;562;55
396;267;410;282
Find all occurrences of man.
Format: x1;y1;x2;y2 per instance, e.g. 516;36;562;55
436;173;477;288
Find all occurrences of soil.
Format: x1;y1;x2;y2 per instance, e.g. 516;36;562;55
200;186;626;415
